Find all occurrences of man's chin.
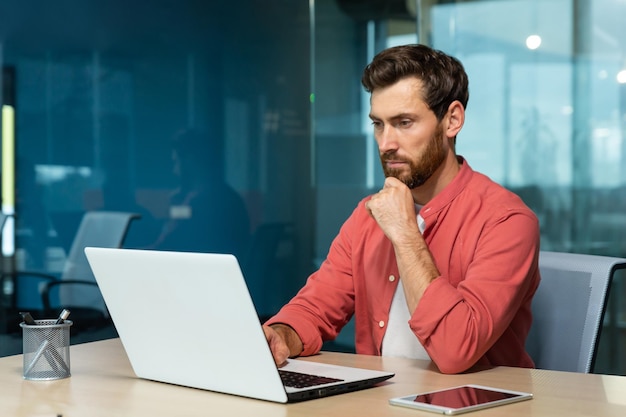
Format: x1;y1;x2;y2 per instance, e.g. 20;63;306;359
386;173;426;189
384;168;406;178
385;171;410;184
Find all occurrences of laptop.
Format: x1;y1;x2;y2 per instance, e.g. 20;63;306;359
84;247;394;403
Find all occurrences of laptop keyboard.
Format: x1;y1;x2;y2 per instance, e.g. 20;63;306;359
279;370;344;388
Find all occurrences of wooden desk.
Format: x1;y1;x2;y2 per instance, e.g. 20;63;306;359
1;338;626;416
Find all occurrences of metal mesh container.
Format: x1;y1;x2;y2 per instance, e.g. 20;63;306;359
20;319;73;380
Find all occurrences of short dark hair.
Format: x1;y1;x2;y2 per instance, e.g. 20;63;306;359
361;44;469;121
171;128;219;180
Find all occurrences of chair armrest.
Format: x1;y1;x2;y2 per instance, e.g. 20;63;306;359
40;280;99;311
9;270;60;282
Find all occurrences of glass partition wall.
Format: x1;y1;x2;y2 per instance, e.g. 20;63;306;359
314;0;626;260
1;0;625;374
0;1;314;340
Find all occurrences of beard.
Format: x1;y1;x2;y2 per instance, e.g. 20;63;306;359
380;124;447;189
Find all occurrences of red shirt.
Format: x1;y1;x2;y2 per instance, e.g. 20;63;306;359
266;158;540;374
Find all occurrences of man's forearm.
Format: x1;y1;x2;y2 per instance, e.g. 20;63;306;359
394;236;440;313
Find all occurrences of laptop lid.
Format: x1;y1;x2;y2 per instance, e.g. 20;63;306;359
84;247;393;403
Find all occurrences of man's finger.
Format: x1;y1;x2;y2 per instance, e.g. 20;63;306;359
263;325;290;366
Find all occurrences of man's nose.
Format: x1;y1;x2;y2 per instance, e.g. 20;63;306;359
376;126;398;153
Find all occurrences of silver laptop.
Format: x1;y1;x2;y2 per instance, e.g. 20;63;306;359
84;247;394;403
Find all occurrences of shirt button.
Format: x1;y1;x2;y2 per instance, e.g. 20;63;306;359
388;275;395;282
379;320;385;328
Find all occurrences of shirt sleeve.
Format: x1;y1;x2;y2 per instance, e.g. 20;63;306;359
410;209;540;374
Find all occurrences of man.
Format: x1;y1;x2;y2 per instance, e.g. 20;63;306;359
150;129;250;257
263;44;541;374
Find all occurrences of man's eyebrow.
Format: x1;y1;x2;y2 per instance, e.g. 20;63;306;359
390;113;416;120
369;112;416;121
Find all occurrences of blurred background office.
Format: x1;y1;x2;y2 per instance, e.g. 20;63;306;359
1;0;625;373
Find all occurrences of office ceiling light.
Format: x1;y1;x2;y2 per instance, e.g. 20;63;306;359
616;69;626;84
526;34;542;50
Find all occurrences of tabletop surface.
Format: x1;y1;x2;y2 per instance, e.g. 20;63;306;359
1;338;626;416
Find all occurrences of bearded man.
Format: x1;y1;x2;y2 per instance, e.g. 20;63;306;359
263;44;541;374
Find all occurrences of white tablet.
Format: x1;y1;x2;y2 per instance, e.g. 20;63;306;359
389;384;533;415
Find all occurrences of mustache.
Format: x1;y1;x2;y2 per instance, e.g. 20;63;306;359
380;152;409;164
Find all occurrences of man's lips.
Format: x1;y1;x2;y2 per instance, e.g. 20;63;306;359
385;159;408;168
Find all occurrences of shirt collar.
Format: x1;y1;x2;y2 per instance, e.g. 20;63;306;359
419;156;473;226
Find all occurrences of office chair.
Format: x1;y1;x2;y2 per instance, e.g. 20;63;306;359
526;251;626;373
10;211;141;333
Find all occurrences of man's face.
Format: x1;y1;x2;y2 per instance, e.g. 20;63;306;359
369;77;449;189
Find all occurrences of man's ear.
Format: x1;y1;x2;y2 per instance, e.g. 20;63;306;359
445;100;465;138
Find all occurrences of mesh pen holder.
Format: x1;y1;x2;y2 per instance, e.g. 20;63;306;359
20;319;73;380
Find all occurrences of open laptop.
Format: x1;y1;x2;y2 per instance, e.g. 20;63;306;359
84;247;394;403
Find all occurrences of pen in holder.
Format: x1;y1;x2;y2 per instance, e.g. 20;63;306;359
20;310;72;380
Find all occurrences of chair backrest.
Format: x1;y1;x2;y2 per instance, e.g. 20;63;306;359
527;251;626;373
58;211;141;311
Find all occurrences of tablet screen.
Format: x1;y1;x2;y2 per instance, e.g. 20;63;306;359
414;385;520;407
390;385;533;415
